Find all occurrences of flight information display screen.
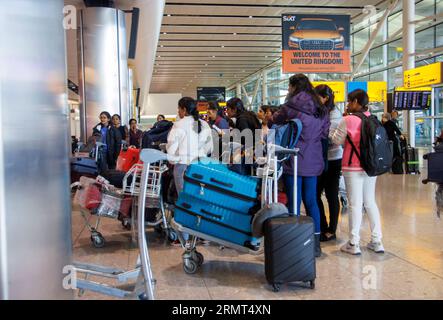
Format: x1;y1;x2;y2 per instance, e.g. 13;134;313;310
393;90;431;110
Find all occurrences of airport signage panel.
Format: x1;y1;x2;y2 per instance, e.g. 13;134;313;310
404;62;443;88
312;81;346;102
282;14;351;73
347;81;387;102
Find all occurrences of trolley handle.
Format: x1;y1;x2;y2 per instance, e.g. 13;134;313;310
209;178;233;188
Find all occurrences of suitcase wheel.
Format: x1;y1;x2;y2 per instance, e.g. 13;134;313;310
309;280;315;290
91;232;105;248
272;284;280;292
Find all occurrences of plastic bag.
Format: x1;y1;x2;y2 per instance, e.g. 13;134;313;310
74;176;100;209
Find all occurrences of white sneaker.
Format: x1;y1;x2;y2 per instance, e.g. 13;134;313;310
340;241;362;255
367;241;385;253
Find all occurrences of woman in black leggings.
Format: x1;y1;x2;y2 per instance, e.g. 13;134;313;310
314;85;343;242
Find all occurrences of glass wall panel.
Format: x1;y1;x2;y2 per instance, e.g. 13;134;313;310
388;40;403;63
436;24;443;47
353;27;369;53
416;0;436;28
388;12;402;38
369;46;385;70
416;27;435;51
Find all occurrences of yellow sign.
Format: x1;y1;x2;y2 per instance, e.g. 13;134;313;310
395;86;432;92
404;62;442;88
312;81;346;102
367;81;387;102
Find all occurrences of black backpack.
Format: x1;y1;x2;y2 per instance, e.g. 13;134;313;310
346;113;392;177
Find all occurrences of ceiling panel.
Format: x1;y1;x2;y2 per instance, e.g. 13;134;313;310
151;0;388;95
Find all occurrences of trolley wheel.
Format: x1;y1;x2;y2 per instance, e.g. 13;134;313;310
193;251;204;266
122;220;131;230
183;259;198;274
168;229;178;242
309;280;315;289
272;284;280;292
91;233;105;248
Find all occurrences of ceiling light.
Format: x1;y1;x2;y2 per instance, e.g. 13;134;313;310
163;32;167;35
211;56;216;58
233;32;237;35
157;55;161;58
249;16;253;18
160;45;164;47
205;64;208;66
167;14;171;17
265;56;268;58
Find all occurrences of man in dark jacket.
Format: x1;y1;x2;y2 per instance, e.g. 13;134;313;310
382;113;404;157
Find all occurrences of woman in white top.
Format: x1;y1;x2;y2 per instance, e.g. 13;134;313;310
167;97;213;194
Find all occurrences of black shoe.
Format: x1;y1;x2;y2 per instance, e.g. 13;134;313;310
320;233;329;242
314;234;322;258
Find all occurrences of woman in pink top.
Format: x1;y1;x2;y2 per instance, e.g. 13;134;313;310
330;89;384;255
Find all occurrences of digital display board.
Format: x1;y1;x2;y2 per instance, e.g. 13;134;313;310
197;87;226;103
393;90;431;110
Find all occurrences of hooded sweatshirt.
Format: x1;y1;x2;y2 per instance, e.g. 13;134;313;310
269;91;330;177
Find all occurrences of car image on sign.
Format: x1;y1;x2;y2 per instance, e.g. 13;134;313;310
288;18;345;50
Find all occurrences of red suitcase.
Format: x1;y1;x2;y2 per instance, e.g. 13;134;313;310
116;147;140;172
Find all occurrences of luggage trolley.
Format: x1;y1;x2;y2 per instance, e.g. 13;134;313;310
72;153;173;248
72;149;169;300
171;144;299;275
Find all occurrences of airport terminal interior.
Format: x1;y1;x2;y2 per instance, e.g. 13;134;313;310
1;0;443;300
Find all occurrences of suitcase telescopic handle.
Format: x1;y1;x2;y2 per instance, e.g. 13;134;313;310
209;178;233;188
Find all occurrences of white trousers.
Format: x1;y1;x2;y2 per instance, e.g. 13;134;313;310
342;171;382;244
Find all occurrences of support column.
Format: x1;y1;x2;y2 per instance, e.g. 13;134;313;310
403;0;416;147
0;0;72;299
236;83;242;99
262;70;268;105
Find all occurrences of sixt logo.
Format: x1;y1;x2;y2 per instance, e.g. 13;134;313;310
283;15;296;22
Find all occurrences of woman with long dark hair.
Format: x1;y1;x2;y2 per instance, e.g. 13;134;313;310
268;74;330;257
314;84;343;242
330;89;384;255
92;111;122;169
167;97;213;194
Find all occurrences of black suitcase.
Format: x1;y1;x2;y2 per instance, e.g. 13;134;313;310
405;146;420;174
264;215;316;291
423;151;443;184
101;169;132;188
392;156;404;174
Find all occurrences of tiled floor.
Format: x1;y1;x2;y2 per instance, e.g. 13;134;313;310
72;171;443;300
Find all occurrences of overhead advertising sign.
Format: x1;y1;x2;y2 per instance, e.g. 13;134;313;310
282;14;351;74
347;81;387;102
404;62;443;88
312;81;346;102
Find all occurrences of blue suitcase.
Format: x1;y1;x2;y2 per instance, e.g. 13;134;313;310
183;161;259;213
174;193;258;247
70;157;98;182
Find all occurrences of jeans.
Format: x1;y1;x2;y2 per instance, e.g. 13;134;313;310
342;171;382;244
173;164;189;241
173;164;188;194
284;174;321;234
317;159;342;234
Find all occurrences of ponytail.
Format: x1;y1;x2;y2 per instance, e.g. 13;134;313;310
178;97;201;133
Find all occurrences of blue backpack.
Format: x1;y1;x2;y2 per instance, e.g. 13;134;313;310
268;118;303;154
